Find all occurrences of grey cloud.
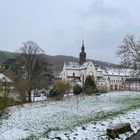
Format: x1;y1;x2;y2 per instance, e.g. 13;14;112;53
1;0;140;64
79;0;131;21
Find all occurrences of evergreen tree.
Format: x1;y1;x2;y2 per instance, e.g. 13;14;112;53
83;75;98;95
73;84;82;95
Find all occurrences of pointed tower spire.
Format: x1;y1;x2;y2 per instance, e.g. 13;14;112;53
81;39;85;51
82;39;84;46
79;40;86;65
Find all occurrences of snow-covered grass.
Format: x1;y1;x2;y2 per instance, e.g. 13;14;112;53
0;91;140;140
48;109;140;140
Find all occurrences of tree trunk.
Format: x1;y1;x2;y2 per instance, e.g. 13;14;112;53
4;85;7;98
28;90;32;103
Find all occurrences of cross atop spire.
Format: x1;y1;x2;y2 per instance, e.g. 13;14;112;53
81;39;85;52
82;39;84;45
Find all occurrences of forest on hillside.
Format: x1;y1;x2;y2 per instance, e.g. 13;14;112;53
0;51;119;76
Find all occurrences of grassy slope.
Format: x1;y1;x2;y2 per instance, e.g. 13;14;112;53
0;91;140;139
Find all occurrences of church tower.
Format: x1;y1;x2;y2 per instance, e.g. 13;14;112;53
79;40;86;65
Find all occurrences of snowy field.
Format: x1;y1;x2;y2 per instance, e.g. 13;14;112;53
0;91;140;140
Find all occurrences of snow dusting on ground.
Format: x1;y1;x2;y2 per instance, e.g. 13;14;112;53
0;91;140;140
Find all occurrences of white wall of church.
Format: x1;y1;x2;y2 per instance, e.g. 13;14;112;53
60;61;97;87
85;61;97;80
66;69;80;77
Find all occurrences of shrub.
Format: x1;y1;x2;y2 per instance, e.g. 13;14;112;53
49;80;71;100
49;88;63;100
0;97;15;114
98;85;108;93
0;85;4;92
73;84;82;95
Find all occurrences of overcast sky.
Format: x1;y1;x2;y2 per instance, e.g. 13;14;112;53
1;0;140;63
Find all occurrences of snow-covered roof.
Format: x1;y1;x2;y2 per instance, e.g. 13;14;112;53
101;68;132;76
64;60;133;77
65;61;91;70
0;73;12;82
97;66;104;72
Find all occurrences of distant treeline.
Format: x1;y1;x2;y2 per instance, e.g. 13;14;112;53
0;50;120;76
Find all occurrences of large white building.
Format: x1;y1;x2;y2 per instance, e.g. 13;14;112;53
60;60;97;86
60;42;134;91
101;68;131;90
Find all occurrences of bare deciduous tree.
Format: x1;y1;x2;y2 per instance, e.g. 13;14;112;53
18;41;45;79
17;41;47;102
117;35;140;70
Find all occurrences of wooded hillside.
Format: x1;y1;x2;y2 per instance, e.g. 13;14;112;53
0;51;119;76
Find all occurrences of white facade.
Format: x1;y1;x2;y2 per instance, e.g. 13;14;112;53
96;67;107;88
60;61;133;91
102;68;131;90
60;61;97;86
59;41;138;91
